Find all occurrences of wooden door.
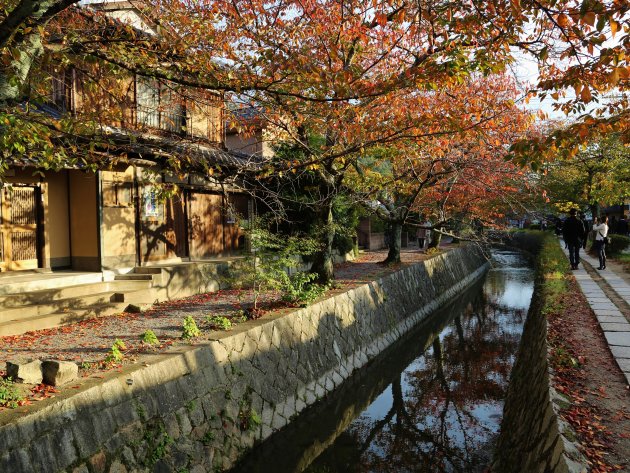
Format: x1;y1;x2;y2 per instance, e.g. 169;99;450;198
188;192;224;258
140;189;188;262
224;194;249;253
0;186;40;271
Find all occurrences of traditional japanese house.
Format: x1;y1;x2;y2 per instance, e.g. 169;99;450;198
0;1;254;334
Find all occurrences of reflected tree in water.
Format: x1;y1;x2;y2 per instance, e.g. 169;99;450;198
307;294;522;473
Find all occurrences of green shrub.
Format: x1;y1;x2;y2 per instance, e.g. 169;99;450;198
0;377;25;408
224;217;323;310
141;330;159;345
182;316;201;340
105;339;126;363
280;271;327;306
607;234;630;256
333;234;355;256
206;315;232;331
529;224;541;230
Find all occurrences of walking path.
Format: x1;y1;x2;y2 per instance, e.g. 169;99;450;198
562;241;630;385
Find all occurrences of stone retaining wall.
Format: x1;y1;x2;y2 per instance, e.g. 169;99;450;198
493;233;587;473
0;246;487;473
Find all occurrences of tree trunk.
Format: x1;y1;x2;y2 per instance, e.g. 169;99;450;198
428;227;442;249
382;221;402;264
590;202;600;220
0;31;44;104
310;200;335;285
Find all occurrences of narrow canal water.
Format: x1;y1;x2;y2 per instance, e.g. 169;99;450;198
231;249;534;473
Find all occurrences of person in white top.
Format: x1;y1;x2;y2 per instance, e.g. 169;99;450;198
592;215;609;270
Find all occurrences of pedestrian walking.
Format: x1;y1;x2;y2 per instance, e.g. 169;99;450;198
562;209;586;270
593;215;609;270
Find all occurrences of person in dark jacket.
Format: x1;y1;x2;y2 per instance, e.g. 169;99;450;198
563;209;586;270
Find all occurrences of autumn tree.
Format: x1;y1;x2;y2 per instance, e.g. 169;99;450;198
540;132;630;217
1;0;627;282
2;0;627;170
509;0;629;163
347;74;533;263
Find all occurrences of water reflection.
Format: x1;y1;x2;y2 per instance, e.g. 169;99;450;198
231;250;533;473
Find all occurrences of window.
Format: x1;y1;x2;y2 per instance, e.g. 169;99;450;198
102;181;133;207
137;78;160;128
50;68;72;112
186;93;224;142
136;78;185;133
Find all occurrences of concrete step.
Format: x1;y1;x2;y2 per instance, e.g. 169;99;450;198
122;287;161;305
132;267;164;275
0;302;128;337
0;272;104;296
0;280;151;308
0;291;124;324
114;274;154;281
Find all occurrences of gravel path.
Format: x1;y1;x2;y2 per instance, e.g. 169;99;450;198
0;247;437;367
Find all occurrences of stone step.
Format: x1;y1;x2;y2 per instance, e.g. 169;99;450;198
122;287;160;305
114;274;155;281
0;280;151;308
0;291;124;324
0;302;128;337
0;272;105;296
132;267;164;275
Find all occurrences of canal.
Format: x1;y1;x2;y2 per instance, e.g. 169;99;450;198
231;249;534;473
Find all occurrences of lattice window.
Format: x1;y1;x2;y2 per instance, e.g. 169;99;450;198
50;68;73;112
11;232;37;261
137;78;185;132
187;93;223;142
10;188;37;225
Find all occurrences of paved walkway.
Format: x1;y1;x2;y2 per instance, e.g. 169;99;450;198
562;241;630;385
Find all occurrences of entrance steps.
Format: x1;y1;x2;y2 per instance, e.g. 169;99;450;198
0;272;104;296
0;279;153;337
0;260;234;337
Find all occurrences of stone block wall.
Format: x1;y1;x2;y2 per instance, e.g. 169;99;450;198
127;249;356;305
0;246;487;473
493;233;587;473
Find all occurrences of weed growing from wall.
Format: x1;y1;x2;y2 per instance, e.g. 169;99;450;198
105;339;126;363
141;330;159;345
182;316;201;340
142;423;173;467
0;377;25;408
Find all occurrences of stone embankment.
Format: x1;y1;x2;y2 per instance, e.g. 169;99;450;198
493;232;588;473
0;246;487;473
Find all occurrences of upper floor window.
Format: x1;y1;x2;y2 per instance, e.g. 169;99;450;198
136;78;185;133
49;68;73;113
134;77;225;144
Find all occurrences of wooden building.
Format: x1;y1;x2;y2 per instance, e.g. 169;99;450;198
1;1;251;275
